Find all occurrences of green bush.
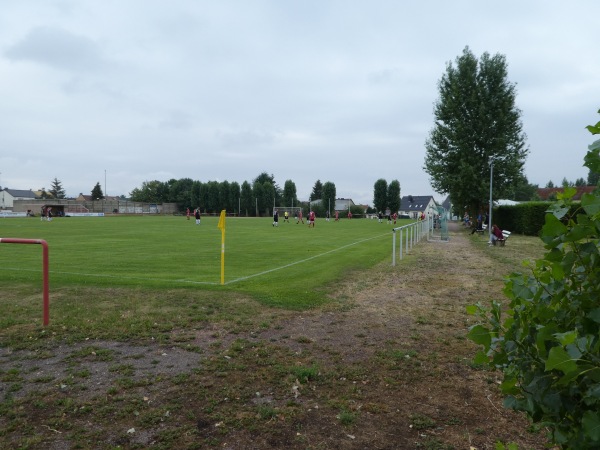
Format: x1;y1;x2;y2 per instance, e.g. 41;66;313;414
494;202;551;236
467;112;600;448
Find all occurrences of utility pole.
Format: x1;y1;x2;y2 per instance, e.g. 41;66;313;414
488;157;494;243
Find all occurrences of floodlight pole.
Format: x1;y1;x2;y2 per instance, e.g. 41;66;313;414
488;157;494;243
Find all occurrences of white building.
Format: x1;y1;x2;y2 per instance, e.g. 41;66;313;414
0;189;37;209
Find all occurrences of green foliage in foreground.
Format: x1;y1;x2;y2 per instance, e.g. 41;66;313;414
468;114;600;448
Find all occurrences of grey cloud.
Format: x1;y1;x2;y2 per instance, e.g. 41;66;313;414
158;111;195;130
216;129;278;147
4;26;104;71
368;68;398;85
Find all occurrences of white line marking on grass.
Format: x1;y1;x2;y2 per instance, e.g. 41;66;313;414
1;232;389;286
224;232;389;285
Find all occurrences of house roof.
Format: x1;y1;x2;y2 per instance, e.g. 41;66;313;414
3;189;37;199
399;195;436;211
537;186;596;200
441;196;451;210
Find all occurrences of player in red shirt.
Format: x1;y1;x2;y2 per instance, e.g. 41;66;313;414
308;210;316;228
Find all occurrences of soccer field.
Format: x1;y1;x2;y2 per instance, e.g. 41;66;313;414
0;215;411;308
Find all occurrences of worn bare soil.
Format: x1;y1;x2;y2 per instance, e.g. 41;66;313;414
0;222;550;449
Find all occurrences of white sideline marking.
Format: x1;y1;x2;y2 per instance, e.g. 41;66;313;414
0;232;388;286
224;233;388;285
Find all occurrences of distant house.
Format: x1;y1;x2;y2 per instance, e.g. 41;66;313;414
76;193;94;202
440;196;453;220
0;188;37;209
334;198;355;211
31;190;54;200
76;193;120;202
399;195;438;219
537;186;596;201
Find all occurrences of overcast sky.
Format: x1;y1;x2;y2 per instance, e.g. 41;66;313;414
1;1;598;205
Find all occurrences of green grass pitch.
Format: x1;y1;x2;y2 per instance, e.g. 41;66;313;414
0;215;412;309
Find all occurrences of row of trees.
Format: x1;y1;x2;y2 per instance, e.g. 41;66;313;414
38;178;106;201
373;179;401;214
545;173;599;188
44;174;400;217
129;172;402;217
129;172;349;217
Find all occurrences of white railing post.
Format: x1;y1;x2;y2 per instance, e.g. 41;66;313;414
392;229;397;266
400;227;403;260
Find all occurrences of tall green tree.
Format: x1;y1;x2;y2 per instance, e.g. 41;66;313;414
587;168;599;186
198;182;209;212
168;178;193;210
229;182;240;214
49;177;66;199
321;181;336;214
218;181;230;211
254;172;281;205
373;179;388;213
508;174;539;201
240;181;253;216
310;180;323;201
91;182;104;200
424;46;528;214
129;180;167;203
282;180;298;207
387;180;401;213
206;181;220;213
190;180;202;209
562;177;574;188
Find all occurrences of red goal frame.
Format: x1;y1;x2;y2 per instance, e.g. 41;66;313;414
0;238;50;326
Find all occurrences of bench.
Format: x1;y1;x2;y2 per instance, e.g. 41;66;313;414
493;230;511;246
475;224;488;235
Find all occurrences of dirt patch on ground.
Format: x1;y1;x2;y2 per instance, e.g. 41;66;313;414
0;223;549;449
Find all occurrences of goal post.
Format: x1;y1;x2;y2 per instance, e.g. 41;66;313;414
273;207;302;218
0;238;50;325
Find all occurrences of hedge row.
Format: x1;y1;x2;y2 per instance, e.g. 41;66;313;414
493;201;573;236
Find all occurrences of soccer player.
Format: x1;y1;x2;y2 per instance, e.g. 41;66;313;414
194;208;201;225
297;209;304;224
308;210;316;228
273;209;279;227
284;211;289;223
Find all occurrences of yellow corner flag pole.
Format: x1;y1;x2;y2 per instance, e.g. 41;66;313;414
217;210;226;285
